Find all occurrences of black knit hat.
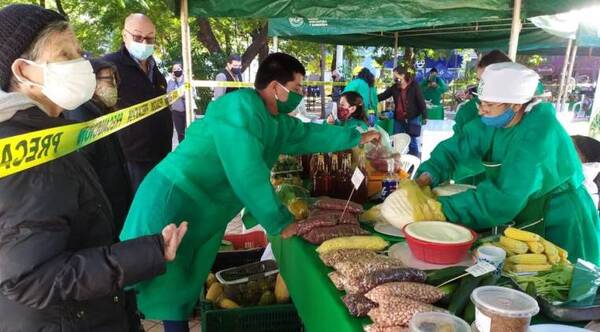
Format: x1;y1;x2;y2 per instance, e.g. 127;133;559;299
0;4;66;91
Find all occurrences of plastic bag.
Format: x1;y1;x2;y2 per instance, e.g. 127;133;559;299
380;180;446;230
328;271;345;290
342;293;376;317
314;197;363;214
320;249;378;267
364;324;409;332
567;259;600;306
368;297;445;327
343;267;427;294
365;282;445;304
297;209;359;236
302;224;370;245
334;256;405;280
360;204;387;225
276;184;309;205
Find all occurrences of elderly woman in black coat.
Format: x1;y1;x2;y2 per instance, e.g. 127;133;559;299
0;5;187;332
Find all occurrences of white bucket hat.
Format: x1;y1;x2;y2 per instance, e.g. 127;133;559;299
477;62;540;104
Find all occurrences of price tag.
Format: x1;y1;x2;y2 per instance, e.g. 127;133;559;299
351;167;365;190
466;261;496;277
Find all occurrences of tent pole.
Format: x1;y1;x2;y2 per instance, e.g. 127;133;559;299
320;44;326;119
508;0;522;61
393;32;399;69
588;67;600;138
180;0;195;127
557;38;573;112
563;41;579;112
336;45;344;73
272;36;279;53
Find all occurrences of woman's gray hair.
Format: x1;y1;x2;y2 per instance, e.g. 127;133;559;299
9;20;70;88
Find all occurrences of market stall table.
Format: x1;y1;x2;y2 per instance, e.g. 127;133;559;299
244;214;590;332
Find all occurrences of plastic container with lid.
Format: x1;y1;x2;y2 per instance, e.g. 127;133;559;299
409;312;471;332
471;286;540;332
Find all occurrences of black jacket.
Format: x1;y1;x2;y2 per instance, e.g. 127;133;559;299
64;101;133;234
102;45;172;162
218;69;243;94
378;80;428;120
0;108;166;332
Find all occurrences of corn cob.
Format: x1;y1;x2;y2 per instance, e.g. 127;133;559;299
504;227;541;242
493;242;515;256
541;240;558;257
547;254;561;265
508;254;548;265
500;236;529;254
527;241;545;254
556;245;569;262
511;264;553;273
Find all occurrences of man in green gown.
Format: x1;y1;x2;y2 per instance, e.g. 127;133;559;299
119;53;380;325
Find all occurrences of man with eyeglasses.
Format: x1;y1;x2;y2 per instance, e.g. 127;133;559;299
103;13;173;193
213;54;243;100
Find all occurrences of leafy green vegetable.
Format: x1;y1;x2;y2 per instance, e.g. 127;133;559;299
508;264;573;302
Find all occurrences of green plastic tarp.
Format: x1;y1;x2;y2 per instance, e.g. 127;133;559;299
167;0;596;20
268;19;570;51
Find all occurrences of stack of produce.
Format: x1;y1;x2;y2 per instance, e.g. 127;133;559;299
364;282;447;332
298;198;369;244
493;227;570;273
204;267;291;309
316;238;450;331
376;180;446;229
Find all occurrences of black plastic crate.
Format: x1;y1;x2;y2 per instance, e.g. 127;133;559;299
200;300;303;332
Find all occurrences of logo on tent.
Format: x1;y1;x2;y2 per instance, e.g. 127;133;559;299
289;17;304;28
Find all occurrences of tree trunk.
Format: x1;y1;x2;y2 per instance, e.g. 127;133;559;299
39;0;46;8
330;47;337;72
402;47;415;66
55;0;68;20
196;18;223;54
258;43;269;64
241;23;268;71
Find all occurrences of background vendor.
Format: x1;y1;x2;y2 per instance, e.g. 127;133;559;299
327;91;369;132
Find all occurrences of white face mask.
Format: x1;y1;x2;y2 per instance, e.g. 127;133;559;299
17;58;96;110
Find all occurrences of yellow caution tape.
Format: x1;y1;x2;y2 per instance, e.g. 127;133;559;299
0;87;184;179
191;80;348;88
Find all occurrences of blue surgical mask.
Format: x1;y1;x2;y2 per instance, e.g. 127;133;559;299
127;41;154;61
481;106;515;128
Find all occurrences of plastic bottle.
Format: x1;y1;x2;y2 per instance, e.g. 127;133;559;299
381;158;399;200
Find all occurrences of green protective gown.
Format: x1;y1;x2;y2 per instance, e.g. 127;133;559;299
335;117;369;132
420;76;448;105
443;81;546;184
343;78;379;114
417;102;600;264
448;97;486;184
119;88;362;320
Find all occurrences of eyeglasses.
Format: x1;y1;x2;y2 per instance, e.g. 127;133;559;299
125;29;155;44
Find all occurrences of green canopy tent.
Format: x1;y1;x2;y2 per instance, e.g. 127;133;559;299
268;18;570;51
169;0;599;127
167;0;595;20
